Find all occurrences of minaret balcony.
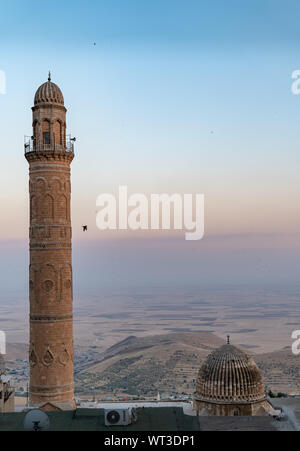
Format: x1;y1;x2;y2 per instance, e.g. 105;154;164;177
24;136;75;155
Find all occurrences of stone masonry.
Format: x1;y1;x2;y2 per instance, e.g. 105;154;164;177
25;76;75;410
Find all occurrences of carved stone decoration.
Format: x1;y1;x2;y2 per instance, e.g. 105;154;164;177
64;279;71;290
57;194;68;220
36;177;47;193
58;343;71;366
64;180;71;193
51;178;62;193
29;343;39;367
42;344;55;367
60;263;72;301
40;263;57;302
42;279;54;293
42;194;54;219
30;195;37;221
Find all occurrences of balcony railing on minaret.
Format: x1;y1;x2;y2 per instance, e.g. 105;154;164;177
24;135;75;155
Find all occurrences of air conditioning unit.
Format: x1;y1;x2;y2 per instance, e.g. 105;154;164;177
104;408;136;426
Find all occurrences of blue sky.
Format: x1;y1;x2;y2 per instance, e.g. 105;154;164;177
2;0;300;49
0;0;300;292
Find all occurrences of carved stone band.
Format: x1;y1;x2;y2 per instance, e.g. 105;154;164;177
30;313;73;323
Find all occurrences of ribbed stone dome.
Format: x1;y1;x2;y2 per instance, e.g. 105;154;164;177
195;344;266;404
34;80;64;106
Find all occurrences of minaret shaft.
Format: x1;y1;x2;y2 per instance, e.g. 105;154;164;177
25;79;75;410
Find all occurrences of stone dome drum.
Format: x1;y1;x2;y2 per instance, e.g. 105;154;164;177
195;343;266;404
34;80;64;106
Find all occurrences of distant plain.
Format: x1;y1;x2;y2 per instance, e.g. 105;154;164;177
1;285;299;353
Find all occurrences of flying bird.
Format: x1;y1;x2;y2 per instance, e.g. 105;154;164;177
82;225;88;232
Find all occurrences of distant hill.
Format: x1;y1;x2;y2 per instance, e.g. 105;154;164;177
75;333;300;397
75;332;225;397
5;334;300;397
256;347;300;394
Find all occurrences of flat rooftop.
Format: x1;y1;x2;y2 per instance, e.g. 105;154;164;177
0;407;200;431
1;399;299;431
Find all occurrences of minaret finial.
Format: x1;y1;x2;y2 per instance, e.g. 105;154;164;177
227;335;230;344
48;71;51;82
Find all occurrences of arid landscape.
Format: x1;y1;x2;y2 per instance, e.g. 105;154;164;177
1;285;300;399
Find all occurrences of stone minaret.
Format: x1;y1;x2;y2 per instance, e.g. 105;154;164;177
25;74;75;410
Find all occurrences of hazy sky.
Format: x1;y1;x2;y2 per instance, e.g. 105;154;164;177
0;0;299;293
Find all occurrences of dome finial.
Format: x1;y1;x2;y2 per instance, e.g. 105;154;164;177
48;71;51;82
227;335;230;344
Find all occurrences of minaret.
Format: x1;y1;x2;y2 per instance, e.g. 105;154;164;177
25;74;75;410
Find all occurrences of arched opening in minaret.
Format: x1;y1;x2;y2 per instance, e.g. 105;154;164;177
33;120;39;142
42;119;50;145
